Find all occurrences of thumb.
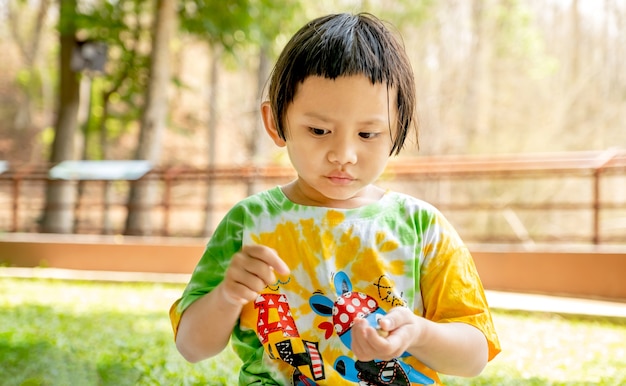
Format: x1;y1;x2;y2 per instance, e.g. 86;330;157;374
379;306;412;331
378;315;394;332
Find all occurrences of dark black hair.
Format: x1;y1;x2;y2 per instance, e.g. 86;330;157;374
267;12;417;155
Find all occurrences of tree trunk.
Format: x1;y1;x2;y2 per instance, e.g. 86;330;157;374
202;47;221;237
246;44;271;196
40;0;80;234
124;0;175;236
465;0;494;151
569;0;581;82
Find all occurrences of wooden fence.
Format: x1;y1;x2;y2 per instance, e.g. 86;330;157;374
1;150;625;245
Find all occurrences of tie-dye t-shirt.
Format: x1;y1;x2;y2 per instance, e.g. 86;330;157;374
170;186;500;385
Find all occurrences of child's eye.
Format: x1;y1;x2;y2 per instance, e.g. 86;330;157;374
310;127;329;136
359;132;379;139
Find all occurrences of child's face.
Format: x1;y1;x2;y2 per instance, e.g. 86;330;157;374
267;75;398;208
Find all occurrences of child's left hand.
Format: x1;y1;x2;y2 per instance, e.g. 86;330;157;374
350;307;423;362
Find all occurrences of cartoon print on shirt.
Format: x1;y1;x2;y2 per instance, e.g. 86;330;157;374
266;277;291;291
254;292;325;384
309;271;434;385
374;275;407;308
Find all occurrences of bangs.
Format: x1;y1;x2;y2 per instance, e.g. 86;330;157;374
287;13;398;86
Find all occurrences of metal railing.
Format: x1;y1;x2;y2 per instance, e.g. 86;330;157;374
1;150;625;244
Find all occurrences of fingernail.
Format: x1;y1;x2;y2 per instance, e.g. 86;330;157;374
376;318;389;337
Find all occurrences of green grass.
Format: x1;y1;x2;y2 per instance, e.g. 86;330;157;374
441;310;626;386
1;277;625;385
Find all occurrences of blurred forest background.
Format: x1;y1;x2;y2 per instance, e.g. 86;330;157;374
0;0;624;237
1;0;624;165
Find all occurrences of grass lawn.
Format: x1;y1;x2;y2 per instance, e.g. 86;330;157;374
1;277;625;385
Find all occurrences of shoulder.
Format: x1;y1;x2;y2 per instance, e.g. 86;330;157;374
215;187;294;232
228;186;285;215
383;191;441;216
208;188;286;250
380;191;459;237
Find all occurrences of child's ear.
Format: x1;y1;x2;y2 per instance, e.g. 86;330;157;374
261;102;286;147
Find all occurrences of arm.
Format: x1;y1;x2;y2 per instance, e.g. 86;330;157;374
351;307;489;377
175;245;290;363
175;283;242;362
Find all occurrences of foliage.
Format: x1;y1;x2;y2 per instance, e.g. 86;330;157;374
491;0;558;79
180;0;254;48
73;0;153;159
179;0;305;61
58;0;306;161
2;0;626;164
364;0;434;29
1;277;625;385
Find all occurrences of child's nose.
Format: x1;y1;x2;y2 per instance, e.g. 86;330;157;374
328;137;357;165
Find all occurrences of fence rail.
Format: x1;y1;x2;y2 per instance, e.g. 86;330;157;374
1;150;625;245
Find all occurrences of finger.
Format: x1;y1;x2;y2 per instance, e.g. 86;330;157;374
378;306;413;332
219;281;258;306
222;272;264;304
221;254;270;304
351;319;384;361
236;253;281;288
242;244;290;276
377;308;424;359
228;253;273;290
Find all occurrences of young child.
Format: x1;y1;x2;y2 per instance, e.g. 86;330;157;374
170;12;500;385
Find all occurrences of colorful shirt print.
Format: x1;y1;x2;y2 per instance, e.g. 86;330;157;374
170;187;501;385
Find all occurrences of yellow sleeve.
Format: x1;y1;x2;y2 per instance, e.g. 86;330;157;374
420;218;501;361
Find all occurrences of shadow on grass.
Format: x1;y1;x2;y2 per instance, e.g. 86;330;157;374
0;305;142;386
0;339;103;386
0;304;226;386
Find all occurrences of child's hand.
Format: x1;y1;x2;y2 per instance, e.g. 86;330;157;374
350;307;423;362
219;245;290;306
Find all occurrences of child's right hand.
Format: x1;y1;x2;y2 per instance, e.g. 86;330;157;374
219;245;290;306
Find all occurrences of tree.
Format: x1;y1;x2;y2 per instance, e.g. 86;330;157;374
75;0;153;161
39;0;156;233
40;0;80;234
5;0;52;162
180;0;304;234
124;0;176;235
243;0;304;194
464;0;495;151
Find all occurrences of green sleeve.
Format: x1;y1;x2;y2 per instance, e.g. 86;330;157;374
169;202;246;334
